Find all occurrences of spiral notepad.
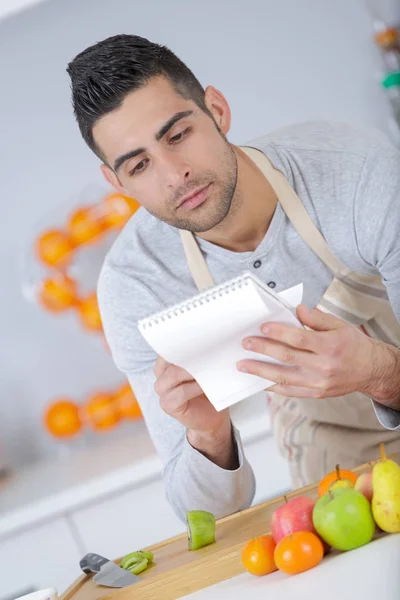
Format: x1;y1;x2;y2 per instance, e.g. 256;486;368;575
138;272;304;411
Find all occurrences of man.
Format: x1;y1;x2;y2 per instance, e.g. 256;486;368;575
66;34;400;523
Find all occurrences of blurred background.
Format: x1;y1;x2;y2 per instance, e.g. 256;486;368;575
0;0;399;596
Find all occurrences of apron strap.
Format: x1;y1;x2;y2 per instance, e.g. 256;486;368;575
180;229;215;290
241;146;352;279
179;144;353;290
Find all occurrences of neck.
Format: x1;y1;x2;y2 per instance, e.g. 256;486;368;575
196;146;278;252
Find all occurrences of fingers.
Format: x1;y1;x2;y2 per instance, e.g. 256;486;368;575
154;362;204;418
237;351;333;393
237;360;308;388
255;306;346;355
153;356;169;378
296;304;345;331
242;336;317;369
159;381;204;416
154;362;199;398
258;321;319;353
268;384;335;399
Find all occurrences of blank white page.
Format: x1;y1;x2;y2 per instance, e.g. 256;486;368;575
138;273;303;411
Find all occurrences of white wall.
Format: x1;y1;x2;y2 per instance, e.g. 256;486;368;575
0;0;396;466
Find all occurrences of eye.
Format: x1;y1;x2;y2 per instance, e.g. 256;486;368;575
169;127;191;144
128;158;149;177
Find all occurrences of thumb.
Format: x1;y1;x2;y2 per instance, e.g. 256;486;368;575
296;304;345;332
153;355;169;378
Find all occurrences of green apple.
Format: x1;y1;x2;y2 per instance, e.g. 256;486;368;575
312;488;375;551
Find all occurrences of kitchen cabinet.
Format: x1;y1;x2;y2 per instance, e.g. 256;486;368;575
0;517;82;598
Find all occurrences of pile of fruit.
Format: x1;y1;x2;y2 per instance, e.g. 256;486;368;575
241;443;400;577
117;446;399;583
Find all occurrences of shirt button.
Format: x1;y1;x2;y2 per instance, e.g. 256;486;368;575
253;260;262;268
268;281;276;289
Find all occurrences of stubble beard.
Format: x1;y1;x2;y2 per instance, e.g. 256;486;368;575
147;143;238;233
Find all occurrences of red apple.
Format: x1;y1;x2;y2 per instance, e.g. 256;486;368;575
354;471;373;503
271;495;330;554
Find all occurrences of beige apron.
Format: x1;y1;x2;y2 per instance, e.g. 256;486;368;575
179;146;400;489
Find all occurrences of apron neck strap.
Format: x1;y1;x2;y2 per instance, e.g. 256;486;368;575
241;146;351;279
180;229;215;290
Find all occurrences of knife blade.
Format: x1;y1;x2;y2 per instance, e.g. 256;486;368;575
80;552;140;588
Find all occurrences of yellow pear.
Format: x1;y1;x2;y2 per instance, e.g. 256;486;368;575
329;479;354;492
328;464;355;493
372;443;400;533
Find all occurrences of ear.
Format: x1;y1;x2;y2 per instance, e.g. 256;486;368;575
203;86;231;136
100;163;128;196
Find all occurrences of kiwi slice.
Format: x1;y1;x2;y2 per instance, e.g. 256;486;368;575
127;557;148;575
138;550;154;562
120;550;153;573
186;510;216;550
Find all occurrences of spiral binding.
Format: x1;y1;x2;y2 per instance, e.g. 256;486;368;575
140;274;251;329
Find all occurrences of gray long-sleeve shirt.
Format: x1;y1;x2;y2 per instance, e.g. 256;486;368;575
97;120;400;522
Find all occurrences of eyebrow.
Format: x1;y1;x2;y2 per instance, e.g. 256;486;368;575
113;110;194;173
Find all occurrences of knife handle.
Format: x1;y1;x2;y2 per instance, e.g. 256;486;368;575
80;553;110;574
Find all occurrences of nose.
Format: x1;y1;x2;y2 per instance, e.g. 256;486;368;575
158;152;190;188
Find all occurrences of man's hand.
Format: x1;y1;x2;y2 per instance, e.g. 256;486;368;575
153;357;239;469
237;304;400;409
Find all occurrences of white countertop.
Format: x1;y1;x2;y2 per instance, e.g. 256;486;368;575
0;394;271;539
183;533;400;600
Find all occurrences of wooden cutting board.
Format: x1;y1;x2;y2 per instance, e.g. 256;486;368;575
60;452;400;600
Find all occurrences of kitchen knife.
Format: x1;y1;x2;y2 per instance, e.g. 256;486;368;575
80;552;141;588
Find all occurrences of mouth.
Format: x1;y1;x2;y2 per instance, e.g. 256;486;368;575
177;184;211;210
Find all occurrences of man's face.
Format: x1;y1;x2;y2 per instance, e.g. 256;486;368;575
93;77;237;232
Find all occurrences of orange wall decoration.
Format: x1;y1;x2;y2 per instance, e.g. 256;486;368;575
44;381;142;440
34;192;140;334
31;190;143;439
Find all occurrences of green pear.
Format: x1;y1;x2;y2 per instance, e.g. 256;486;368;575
372;443;400;533
312;487;375;551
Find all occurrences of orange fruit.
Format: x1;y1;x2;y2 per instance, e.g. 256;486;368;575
101;193;140;229
44;399;82;439
67;206;104;246
77;293;103;332
82;392;120;431
114;382;142;420
274;531;324;575
375;28;398;48
35;229;74;268
38;274;78;313
241;535;277;576
318;464;358;497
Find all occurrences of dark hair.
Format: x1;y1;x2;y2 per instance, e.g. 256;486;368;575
67;34;210;161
